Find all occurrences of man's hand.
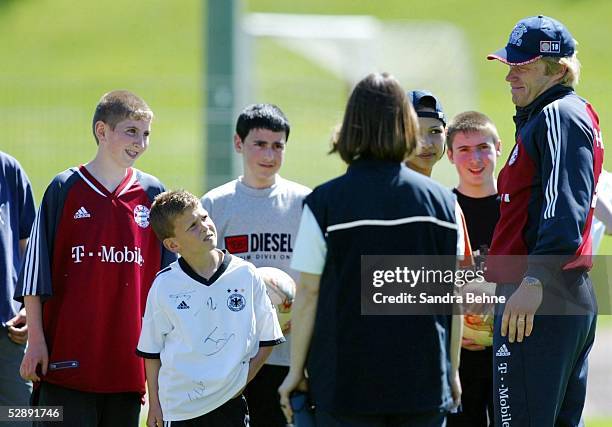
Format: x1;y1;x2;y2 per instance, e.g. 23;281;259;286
501;277;543;343
6;308;28;345
146;401;164;427
20;337;48;382
278;370;306;424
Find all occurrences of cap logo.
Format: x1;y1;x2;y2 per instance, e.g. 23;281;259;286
509;23;528;47
540;40;561;53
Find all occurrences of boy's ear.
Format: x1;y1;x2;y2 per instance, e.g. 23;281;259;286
447;147;455;164
94;121;107;143
233;134;243;153
495;140;502;156
162;237;180;254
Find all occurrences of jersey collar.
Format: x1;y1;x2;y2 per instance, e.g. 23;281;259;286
77;165;136;198
513;84;573;127
178;250;231;286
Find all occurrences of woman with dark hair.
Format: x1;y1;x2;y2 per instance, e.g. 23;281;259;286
279;72;463;427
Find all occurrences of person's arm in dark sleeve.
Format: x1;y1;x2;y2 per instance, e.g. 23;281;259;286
526;103;595;285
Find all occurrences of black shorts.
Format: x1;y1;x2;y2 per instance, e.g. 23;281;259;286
169;395;249;427
34;381;140;427
447;348;493;427
243;364;288;427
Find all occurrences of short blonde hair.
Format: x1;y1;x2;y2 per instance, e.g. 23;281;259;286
150;190;200;241
541;52;581;88
446;111;500;151
92;90;154;144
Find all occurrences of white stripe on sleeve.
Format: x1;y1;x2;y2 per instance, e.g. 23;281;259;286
543;101;561;219
23;209;41;295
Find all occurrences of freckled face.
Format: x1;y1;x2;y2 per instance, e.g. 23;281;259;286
448;131;500;188
98;118;151;168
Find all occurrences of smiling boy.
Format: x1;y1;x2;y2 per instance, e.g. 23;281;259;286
202;104;310;426
447;111;501;201
16;90;175;427
446;111;501;427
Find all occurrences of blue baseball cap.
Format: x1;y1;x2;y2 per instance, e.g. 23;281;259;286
488;15;576;65
407;90;445;126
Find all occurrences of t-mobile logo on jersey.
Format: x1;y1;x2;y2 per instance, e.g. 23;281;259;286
72;245;85;263
71;245;144;266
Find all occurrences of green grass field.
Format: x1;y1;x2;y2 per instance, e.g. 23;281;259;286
1;1;611;424
1;0;610;252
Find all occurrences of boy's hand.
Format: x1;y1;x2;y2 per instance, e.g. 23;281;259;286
6;308;28;345
461;338;486;351
281;319;291;334
146;402;164;427
450;369;462;410
20;337;48;381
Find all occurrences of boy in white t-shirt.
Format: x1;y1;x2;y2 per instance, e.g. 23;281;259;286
137;190;284;426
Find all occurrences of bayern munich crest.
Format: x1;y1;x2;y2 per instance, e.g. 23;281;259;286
508;145;519;165
227;293;246;312
133;205;150;228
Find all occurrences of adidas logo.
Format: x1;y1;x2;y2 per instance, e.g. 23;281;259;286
74;207;91;219
496;344;511;357
177;301;190;310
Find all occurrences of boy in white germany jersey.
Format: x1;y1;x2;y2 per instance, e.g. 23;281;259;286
137;190;285;426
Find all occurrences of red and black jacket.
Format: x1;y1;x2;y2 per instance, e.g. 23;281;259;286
487;84;604;285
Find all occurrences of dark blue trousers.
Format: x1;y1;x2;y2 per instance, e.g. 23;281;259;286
492;276;596;426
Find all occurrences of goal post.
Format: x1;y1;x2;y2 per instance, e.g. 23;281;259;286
239;12;476;187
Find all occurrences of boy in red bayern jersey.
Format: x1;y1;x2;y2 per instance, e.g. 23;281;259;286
15;90;175;427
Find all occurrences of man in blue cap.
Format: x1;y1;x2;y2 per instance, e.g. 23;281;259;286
486;15;604;426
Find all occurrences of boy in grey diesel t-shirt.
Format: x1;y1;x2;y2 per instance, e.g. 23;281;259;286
201;104;310;427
